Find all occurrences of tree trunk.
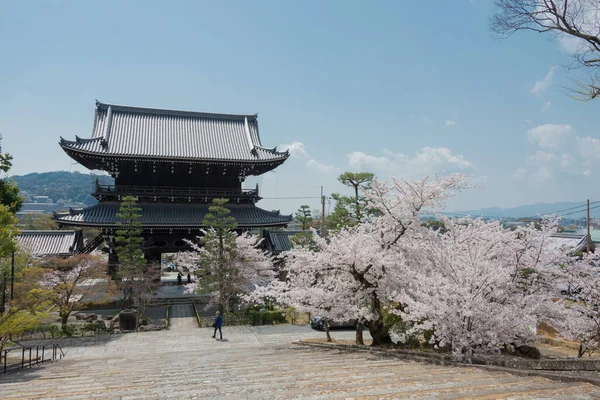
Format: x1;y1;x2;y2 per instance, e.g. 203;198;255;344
578;342;585;358
60;312;69;330
324;319;332;342
224;299;230;326
365;319;392;346
135;308;141;332
355;322;365;345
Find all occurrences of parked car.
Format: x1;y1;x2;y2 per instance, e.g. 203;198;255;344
310;316;357;331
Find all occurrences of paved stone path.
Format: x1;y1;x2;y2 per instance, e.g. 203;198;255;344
2;325;600;399
168;304;198;331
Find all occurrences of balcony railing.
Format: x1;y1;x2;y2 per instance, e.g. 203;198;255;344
94;183;259;201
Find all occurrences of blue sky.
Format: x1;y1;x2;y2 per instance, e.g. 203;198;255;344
1;0;598;215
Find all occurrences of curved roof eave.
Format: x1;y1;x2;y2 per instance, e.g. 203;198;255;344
59;144;290;165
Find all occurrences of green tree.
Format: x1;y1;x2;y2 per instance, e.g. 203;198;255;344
1;264;50;352
327;172;377;232
203;198;238;243
19;213;58;230
115;196;157;330
328;172;376;345
115;196;145;271
294;205;313;230
0;204;19;260
290;231;315;249
422;220;448;234
0;135;24;213
198;198;238;316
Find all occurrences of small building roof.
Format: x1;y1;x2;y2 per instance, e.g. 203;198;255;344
263;230;304;254
59;101;289;164
54;203;292;229
17;230;84;257
547;233;588;255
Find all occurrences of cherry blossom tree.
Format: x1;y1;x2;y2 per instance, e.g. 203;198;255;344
393;217;565;360
551;255;600;357
39;255;105;329
252;174;471;346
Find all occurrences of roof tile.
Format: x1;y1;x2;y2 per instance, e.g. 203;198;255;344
60;102;289;162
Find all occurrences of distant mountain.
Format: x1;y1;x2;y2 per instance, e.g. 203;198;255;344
10;171;113;206
450;202;599;219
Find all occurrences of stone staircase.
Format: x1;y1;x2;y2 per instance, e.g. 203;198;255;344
168;303;198;331
1;326;599;399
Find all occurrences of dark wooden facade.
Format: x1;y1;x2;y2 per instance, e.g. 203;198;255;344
55;101;292;273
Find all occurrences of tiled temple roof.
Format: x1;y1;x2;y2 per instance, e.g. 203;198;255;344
17;230;83;257
263;230;304;254
59;101;289;163
55;203;292;228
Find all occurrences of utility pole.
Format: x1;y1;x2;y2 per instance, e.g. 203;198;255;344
587;199;591;254
321;186;326;237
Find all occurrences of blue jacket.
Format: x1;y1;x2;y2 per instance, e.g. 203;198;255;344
215;315;222;327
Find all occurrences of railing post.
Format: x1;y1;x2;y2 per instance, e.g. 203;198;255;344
42;345;45;364
36;346;39;365
21;348;25;370
29;347;32;368
3;350;6;374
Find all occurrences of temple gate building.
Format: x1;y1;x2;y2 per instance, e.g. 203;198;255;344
55;101;292;273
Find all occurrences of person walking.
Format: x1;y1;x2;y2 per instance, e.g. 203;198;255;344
212;311;223;340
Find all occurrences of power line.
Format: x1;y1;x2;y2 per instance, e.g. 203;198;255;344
561;204;600;217
551;201;600;216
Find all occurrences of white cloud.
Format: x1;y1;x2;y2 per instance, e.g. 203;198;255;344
517;123;600;182
527;124;575;149
542;100;552;111
559;35;584;53
530;66;557;97
512;168;528;180
279;141;309;158
348;147;475;177
445;120;457;127
348;152;391;170
306;159;339;173
279;141;339;174
577;136;600;160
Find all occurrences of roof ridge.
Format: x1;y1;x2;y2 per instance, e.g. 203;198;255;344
96;100;258;121
19;230;76;234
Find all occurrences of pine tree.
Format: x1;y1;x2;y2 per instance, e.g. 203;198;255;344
114;196;157;330
178;199;273;324
294;205;313;230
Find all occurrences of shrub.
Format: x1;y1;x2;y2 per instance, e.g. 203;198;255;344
61;324;79;337
246;310;286;325
38;325;62;339
82;322;99;336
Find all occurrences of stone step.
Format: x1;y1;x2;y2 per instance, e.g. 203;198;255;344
2;326;600;399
